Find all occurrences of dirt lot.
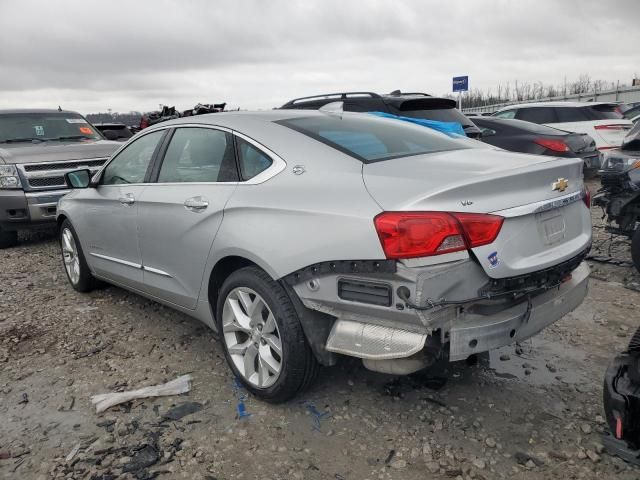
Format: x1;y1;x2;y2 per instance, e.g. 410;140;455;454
1;181;639;480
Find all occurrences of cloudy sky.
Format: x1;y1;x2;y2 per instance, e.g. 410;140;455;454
0;0;638;114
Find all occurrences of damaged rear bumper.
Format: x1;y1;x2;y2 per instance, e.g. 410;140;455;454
448;262;589;360
289;256;589;365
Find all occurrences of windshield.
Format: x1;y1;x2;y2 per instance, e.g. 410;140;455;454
0;112;102;143
277;113;478;163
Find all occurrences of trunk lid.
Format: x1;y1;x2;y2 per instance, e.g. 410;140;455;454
363;148;591;278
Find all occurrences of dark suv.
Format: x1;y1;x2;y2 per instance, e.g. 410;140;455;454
279;91;482;138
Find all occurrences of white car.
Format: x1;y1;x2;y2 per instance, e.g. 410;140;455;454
492;102;633;153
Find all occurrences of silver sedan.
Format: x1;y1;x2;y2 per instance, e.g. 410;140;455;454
57;110;591;402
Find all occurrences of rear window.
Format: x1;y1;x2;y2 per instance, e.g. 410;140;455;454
277;114;475;163
583;104;624;120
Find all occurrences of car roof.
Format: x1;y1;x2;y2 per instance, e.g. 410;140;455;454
0;108;81;115
150;109;344;129
495;101;618;112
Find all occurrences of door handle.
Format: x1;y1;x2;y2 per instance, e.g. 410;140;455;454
118;193;135;205
184;196;209;211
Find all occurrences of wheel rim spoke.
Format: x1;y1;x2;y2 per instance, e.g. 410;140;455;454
227;338;251;356
263;312;277;334
259;344;281;375
243;343;259;381
223;298;252;333
262;334;282;357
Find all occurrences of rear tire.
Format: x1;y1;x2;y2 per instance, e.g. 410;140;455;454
216;266;318;403
632;227;640;274
0;228;18;249
59;219;97;293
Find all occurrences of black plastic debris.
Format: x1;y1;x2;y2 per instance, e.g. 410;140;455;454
162;401;204;421
121;444;159;473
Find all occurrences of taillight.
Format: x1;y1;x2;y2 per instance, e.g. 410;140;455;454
374;211;504;259
582;187;591;208
534;138;569;152
594;124;629;131
139;117;148;129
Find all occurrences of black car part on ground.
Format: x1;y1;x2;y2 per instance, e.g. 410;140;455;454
469;116;598;166
593;121;640;272
139;102;226;129
603;325;640;465
279;90;482;138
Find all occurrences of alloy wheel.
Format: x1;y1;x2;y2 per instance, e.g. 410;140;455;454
222;287;283;388
61;227;80;285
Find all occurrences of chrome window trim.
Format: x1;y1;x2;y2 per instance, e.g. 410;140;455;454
93;123;286;187
494;190;584;218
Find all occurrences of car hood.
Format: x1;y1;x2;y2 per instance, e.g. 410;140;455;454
362;147;584;214
0;140;120;165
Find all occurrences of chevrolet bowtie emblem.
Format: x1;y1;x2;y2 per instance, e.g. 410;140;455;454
552;178;569;192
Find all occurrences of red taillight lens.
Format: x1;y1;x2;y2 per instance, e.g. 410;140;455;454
452;212;505;248
374;212;504;259
594;124;629;130
534;138;569;152
582;187;591;208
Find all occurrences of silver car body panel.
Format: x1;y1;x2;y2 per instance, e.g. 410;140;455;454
57;110;592;365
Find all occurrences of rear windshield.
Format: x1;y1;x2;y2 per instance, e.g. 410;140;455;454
277;114;476;163
0;112;102;143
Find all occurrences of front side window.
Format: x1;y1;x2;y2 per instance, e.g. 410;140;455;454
100;130;164;185
157;127;237;183
0;112;102;144
236;137;273;180
277;114;476;163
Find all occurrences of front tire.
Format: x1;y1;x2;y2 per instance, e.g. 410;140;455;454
0;228;18;249
59;219;97;292
216;266;318;403
632;227;640;274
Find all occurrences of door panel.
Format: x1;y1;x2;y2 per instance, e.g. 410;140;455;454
138;127;239;309
80;185;146;287
77;129;166;288
137;184;237;307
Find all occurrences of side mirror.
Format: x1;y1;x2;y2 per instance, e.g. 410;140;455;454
65;169;92;189
481;128;497;138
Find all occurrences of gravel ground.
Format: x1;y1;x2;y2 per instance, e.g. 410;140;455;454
1;180;640;480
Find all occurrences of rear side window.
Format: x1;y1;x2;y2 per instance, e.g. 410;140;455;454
515;107;557;124
157;127;238;183
493;110;517;119
236;137;273;180
277;114;475;163
556;107;590;122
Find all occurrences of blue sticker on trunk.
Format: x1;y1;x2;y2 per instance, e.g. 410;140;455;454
488;251;499;268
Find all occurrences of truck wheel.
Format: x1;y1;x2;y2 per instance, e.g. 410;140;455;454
632;228;640;274
59;219;97;292
216;266;318;403
0;228;18;249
